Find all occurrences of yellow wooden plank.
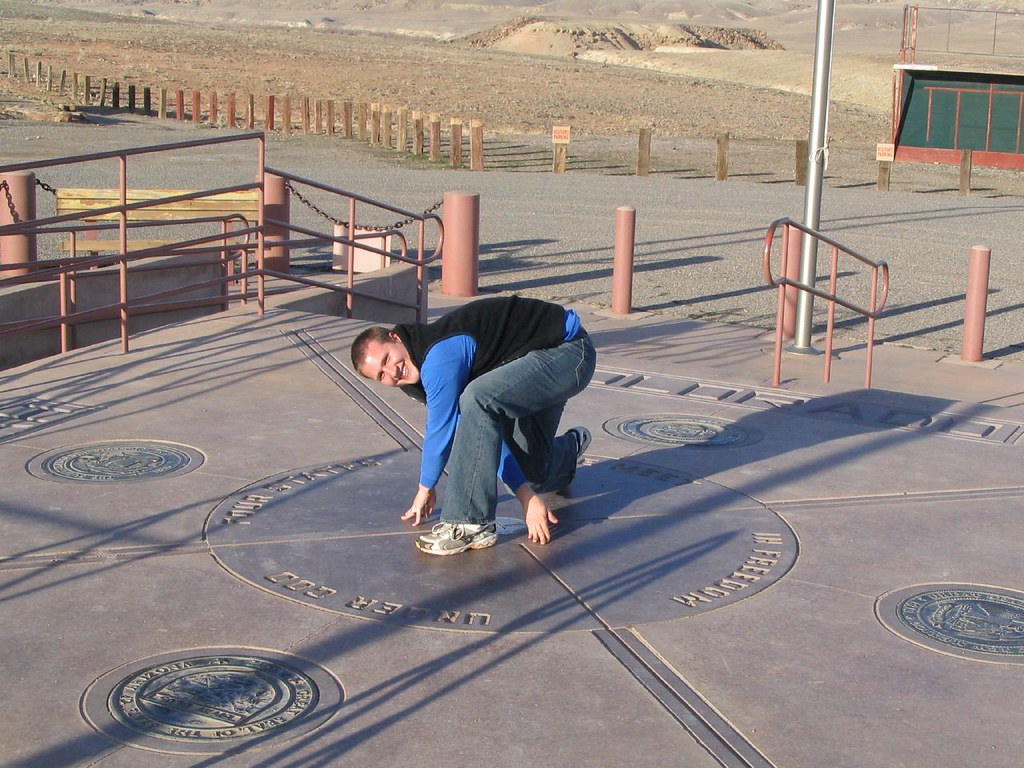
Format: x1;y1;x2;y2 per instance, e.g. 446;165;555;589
56;188;259;220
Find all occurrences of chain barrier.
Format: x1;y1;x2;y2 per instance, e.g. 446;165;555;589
0;178;58;224
1;180;18;223
285;181;442;232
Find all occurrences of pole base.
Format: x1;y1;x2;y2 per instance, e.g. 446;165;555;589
784;343;821;357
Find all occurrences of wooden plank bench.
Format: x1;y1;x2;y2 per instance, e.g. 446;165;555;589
55;188;260;256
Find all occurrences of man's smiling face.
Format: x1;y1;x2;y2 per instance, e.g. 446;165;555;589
357;332;421;387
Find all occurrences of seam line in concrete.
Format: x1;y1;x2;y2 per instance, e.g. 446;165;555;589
284;329;422;452
519;543;775;768
764;484;1024;509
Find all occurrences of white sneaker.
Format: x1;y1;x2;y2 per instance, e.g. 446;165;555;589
416;521;497;556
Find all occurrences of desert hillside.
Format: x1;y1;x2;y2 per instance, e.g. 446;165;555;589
4;0;1024;149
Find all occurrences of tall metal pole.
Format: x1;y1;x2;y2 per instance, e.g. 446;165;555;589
792;0;838;352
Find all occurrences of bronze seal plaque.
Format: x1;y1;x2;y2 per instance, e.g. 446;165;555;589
604;415;758;448
82;648;343;754
27;440;204;483
877;584;1024;664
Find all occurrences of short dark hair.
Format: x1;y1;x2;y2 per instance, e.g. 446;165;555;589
350;326;393;376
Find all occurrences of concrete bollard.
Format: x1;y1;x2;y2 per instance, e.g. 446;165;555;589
262;173;290;273
611;206;636;315
961;244;991;362
0;171;37;277
441;192;479;297
782;225;802;340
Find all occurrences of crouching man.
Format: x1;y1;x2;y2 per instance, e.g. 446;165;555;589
351;296;596;555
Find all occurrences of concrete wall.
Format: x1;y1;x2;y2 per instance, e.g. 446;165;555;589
1;260;420;370
279;262;419;325
0;256;226;370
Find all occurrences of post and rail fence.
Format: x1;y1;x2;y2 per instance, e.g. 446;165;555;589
6;51;819;181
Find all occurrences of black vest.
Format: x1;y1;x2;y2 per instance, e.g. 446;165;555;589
392;296;567;402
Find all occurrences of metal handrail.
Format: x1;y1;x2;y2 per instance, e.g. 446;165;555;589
762;216;890;388
264;166;444;323
0;133;440;364
0;134;268;356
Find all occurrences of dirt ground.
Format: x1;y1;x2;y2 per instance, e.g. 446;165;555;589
3;0;1024;196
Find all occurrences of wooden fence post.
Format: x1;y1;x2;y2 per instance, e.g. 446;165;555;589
58;69;67;95
315;99;323;134
111;83;120;110
358;102;368;140
266;95;275;131
99;78;108;107
246;94;255;130
301;96;310;134
342;101;353;138
326;99;335;135
7;53;13;78
283;95;292;135
159;88;167;119
877;161;891;192
450;118;463;168
176;89;185;121
143;86;151;115
795;139;808;186
412;111;424;155
960;148;972;196
470;119;484;171
382;104;392;148
715;132;729;181
397;106;408;151
192;89;201;124
227;92;236;128
552;125;570;173
430;113;442;161
46;65;53;92
636;128;651;176
370;103;381;145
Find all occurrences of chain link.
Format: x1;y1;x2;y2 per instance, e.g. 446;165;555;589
285;181;441;231
1;180;19;223
1;179;56;223
4;176;439;230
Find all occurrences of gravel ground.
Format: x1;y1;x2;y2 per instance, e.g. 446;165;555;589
3;113;1023;363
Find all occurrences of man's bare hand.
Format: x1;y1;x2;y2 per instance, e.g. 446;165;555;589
519;487;559;544
401;485;435;526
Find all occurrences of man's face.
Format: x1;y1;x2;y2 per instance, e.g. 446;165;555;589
358;332;420;387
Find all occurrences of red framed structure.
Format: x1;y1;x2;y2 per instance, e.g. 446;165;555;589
890;4;1024;170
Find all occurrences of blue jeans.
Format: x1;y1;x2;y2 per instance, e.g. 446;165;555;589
442;331;597;525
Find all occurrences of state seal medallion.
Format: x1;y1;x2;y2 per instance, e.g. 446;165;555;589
82;648;343;754
877;584;1024;664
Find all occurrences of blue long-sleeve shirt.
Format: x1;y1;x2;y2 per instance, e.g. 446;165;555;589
417;309;580;491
